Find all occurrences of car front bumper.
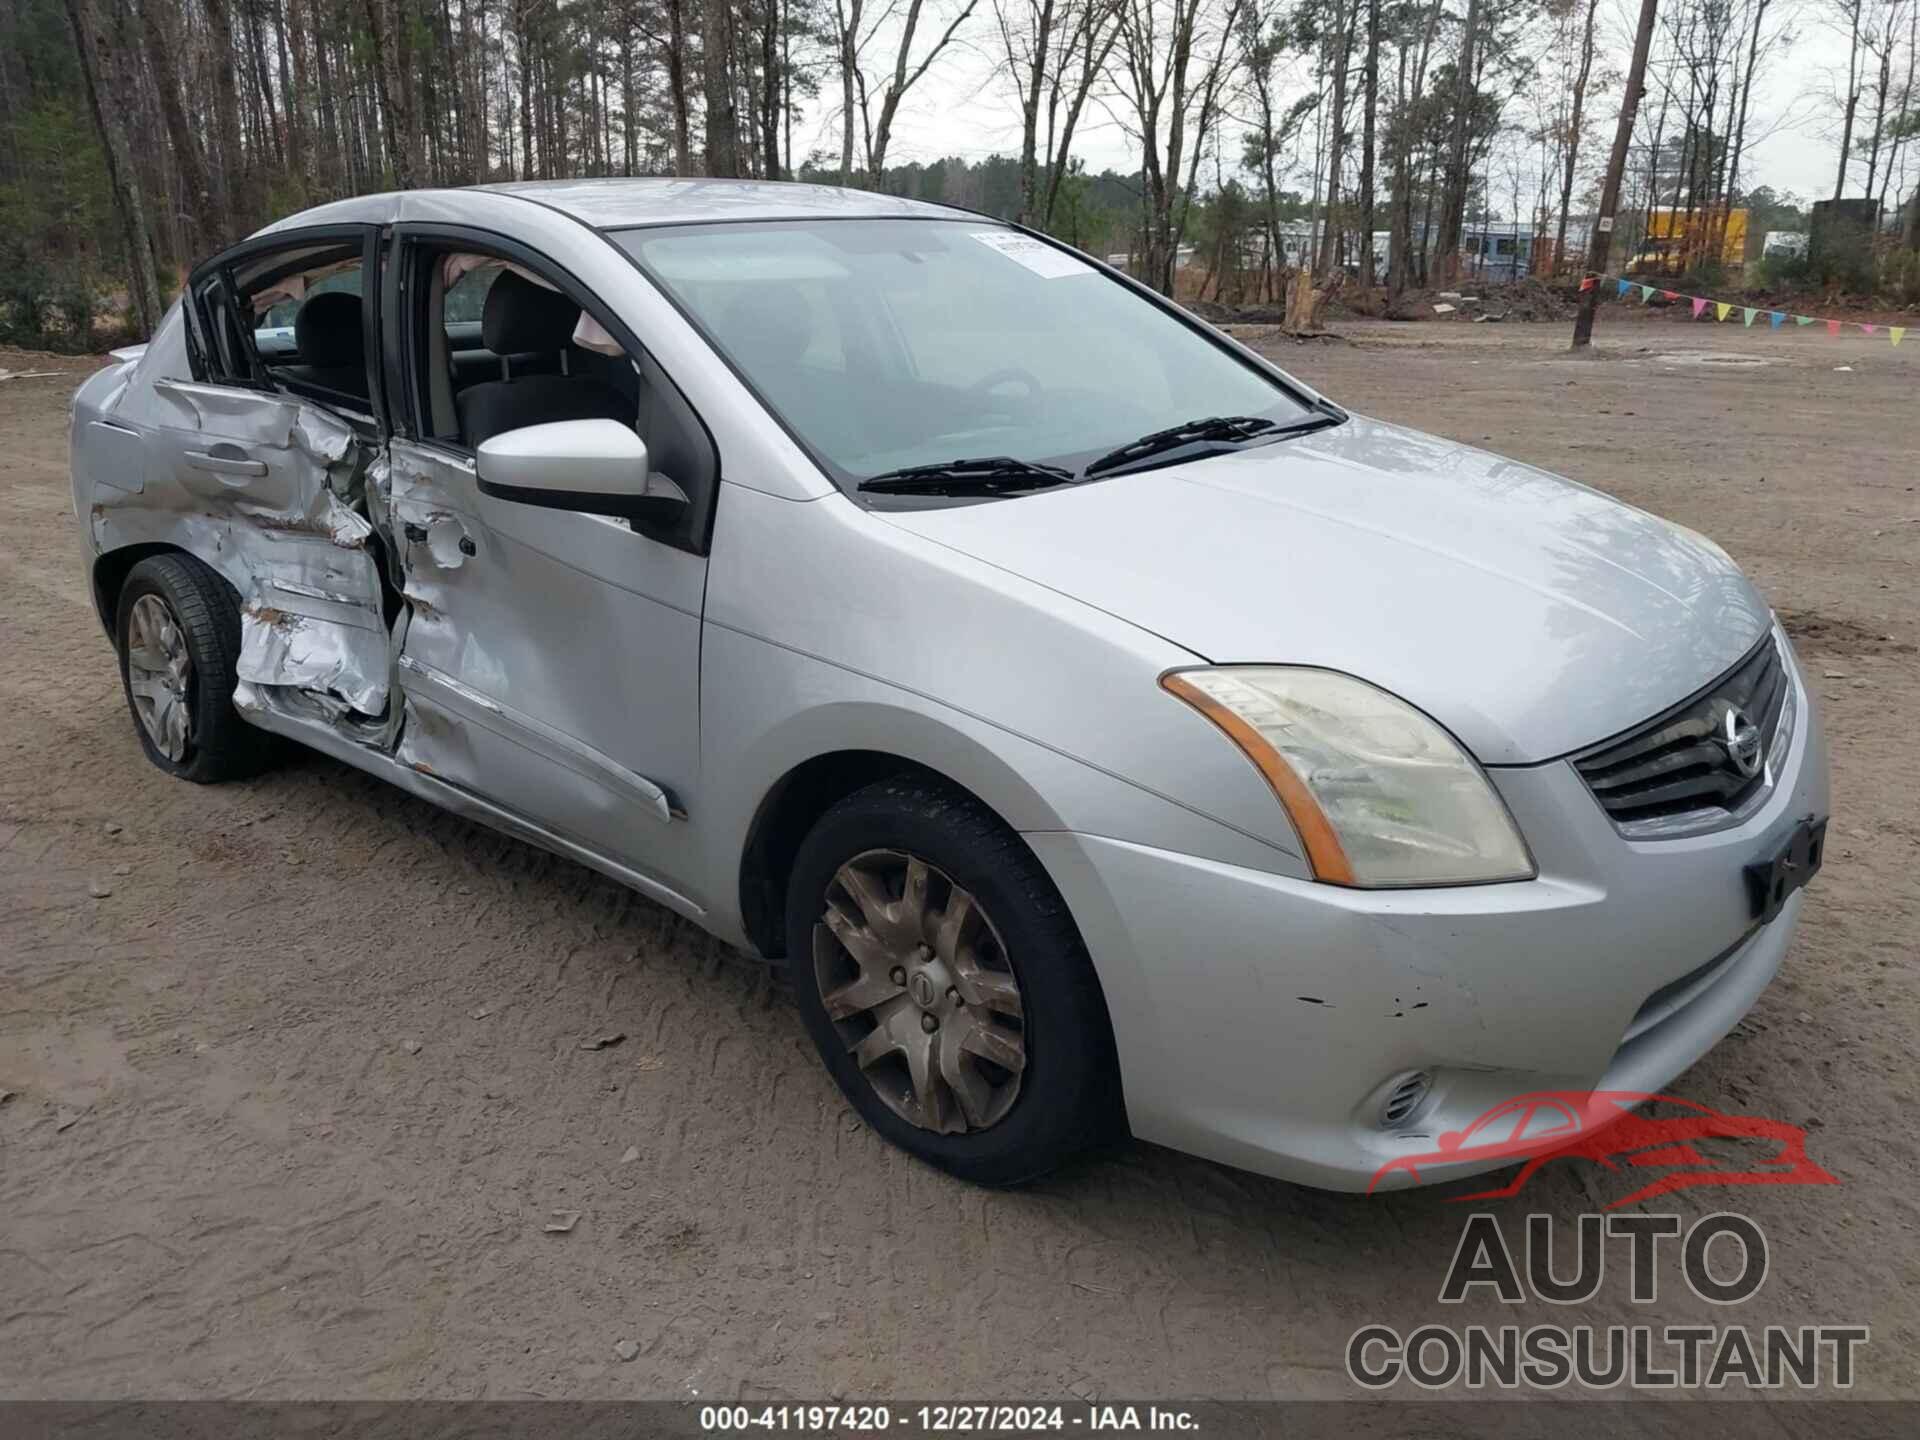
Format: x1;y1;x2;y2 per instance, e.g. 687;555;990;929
1027;640;1830;1193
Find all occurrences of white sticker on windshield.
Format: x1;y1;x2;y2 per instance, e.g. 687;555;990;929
970;230;1094;279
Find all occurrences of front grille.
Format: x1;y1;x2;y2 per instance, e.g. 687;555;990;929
1574;634;1788;828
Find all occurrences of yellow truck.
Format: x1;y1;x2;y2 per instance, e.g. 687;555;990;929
1633;207;1749;272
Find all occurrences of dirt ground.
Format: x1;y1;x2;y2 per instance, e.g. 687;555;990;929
2;317;1916;1403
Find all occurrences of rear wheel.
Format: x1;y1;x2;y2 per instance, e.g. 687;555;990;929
785;776;1121;1186
115;554;276;783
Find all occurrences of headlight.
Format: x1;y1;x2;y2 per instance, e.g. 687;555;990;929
1161;667;1535;887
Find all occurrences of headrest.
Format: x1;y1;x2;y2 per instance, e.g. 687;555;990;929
722;287;812;365
294;292;364;367
483;270;583;354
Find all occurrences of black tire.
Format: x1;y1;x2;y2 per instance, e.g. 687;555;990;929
785;775;1123;1186
115;553;278;783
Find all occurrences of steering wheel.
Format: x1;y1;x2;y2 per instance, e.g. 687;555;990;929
966;367;1044;421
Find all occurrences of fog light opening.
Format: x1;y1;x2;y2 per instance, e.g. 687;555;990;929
1379;1071;1433;1130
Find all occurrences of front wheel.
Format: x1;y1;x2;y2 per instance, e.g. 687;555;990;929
785;776;1121;1186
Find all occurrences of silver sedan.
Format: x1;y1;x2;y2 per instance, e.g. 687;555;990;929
69;180;1829;1190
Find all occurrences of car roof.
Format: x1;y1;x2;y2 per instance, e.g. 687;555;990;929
256;178;980;237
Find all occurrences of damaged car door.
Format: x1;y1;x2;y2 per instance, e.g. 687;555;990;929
376;229;709;896
159;226;394;733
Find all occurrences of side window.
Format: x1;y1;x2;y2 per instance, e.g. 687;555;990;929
190;275;256;385
253;268;363;362
189;235;374;418
444;266;497;326
401;236;719;554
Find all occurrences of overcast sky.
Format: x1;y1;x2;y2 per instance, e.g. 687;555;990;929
789;0;1896;215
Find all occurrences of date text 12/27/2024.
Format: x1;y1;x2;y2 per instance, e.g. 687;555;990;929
698;1404;1202;1432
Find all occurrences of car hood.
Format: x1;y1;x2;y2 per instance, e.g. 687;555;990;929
880;416;1770;765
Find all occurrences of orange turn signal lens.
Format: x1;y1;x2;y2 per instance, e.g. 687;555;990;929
1160;671;1357;886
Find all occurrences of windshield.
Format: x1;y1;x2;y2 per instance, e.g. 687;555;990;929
614;220;1314;492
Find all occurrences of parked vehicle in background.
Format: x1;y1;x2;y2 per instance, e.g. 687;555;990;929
69;180;1828;1190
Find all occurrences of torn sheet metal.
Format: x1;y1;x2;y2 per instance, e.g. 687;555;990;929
151;379;367;518
386;456;475;576
238;594;387;717
121;380;393;719
234;605;407;750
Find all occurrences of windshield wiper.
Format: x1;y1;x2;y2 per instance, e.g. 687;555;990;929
1083;412;1342;479
857;456;1077;496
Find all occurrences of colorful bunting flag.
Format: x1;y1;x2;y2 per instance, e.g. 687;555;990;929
1583;275;1910;350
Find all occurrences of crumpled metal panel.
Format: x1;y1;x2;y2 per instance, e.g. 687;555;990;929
237;593;388;716
387;460;473;575
382;437;691;868
150;380;367;520
117;380;392;718
394;656;671;822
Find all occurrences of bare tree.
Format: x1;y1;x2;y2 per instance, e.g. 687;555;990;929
1387;0;1446;292
992;0;1060;221
1236;0;1310;298
1358;0;1379;284
1551;0;1600;276
1040;0;1122;223
1112;0;1243;294
1860;0;1915;203
362;0;423;186
1723;0;1785;217
1434;0;1481;283
202;0;250;235
1834;0;1866;197
855;0;982;182
64;0;164;333
1313;0;1354;275
136;0;219;253
705;0;745;173
651;0;698;176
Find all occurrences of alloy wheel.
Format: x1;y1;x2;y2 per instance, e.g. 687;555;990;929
813;849;1027;1135
126;594;194;762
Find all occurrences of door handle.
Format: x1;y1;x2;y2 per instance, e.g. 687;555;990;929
186;449;268;479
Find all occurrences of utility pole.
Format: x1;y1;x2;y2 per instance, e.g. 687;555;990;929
1571;0;1661;349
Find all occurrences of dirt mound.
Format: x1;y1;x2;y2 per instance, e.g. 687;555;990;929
1185;299;1289;326
1313;277;1581;323
1191;277;1582;327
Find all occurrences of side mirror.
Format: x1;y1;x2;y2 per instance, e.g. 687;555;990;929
476;418;688;525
